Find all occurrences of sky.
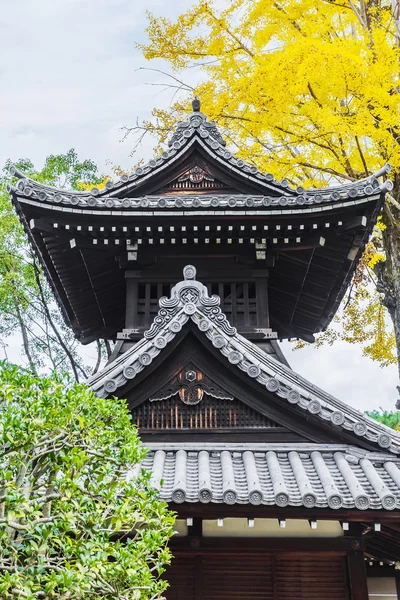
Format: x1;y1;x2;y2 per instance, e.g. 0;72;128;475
0;0;398;413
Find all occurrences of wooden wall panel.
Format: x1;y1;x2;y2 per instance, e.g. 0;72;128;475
165;551;349;600
164;557;196;600
202;555;274;600
275;554;349;600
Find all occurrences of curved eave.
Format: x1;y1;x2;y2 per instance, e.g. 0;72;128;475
11;195;77;333
11;193;122;344
9;188;386;218
316;189;384;333
8;135;392;208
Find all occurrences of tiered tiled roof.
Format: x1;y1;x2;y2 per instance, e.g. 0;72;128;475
88;266;400;456
8;102;393;344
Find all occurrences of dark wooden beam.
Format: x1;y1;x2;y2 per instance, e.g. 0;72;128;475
169;536;353;553
188;517;203;537
337;215;367;233
139;429;309;444
347;539;369;600
170;502;400;523
366;565;397;577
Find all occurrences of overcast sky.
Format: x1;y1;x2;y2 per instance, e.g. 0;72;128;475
0;0;398;413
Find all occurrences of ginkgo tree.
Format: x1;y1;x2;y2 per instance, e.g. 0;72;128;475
135;0;400;376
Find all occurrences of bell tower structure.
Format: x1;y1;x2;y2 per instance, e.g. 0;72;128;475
9;102;400;599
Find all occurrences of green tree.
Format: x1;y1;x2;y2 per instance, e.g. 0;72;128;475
135;0;400;375
0;361;174;599
367;409;400;431
1;150;108;379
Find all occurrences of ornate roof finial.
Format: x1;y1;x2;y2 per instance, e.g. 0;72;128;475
167;98;226;148
183;265;196;280
192;98;201;112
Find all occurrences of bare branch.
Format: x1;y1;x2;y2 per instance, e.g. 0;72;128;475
355;135;369;176
13;302;37;376
32;258;86;381
135;67;194;92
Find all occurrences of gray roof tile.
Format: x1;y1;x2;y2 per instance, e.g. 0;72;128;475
8;107;392;209
139;443;400;510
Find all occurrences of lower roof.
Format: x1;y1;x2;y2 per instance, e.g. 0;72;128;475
88;266;400;455
138;443;400;512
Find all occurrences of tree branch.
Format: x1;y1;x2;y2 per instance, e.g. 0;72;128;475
355;135;369;176
13;302;37;375
32;258;85;381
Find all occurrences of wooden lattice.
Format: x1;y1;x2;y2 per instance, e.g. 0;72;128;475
132;396;280;431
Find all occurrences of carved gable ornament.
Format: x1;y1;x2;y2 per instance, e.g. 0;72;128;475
144;264;237;341
166;164;227;191
149;363;233;405
178;165;214;184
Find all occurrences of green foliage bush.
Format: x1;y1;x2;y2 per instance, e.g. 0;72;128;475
0;361;174;599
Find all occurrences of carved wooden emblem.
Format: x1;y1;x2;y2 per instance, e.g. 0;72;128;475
149;364;233;405
178;165;215;184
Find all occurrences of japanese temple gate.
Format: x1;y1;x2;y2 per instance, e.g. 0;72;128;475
9;100;400;600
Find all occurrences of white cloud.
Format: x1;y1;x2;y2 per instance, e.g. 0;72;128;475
282;341;398;413
0;0;197;173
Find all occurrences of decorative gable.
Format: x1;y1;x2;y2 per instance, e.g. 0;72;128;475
162;165;228;191
149;363;234;404
129;358;293;436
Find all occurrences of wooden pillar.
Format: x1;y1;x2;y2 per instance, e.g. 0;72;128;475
255;274;269;328
347;540;368;600
125;272;138;329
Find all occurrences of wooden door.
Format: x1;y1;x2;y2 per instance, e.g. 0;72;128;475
165;552;349;600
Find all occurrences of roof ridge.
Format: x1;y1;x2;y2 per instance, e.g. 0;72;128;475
7;103;393;204
88;265;400;455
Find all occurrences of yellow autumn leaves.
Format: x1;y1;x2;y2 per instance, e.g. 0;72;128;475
139;0;400;184
136;0;400;367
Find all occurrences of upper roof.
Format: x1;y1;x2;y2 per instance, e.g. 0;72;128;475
8;100;393;209
8;101;392;343
88;265;400;456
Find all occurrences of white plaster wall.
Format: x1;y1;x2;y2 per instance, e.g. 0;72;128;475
174;519;188;536
202;518;343;537
368;577;397;599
